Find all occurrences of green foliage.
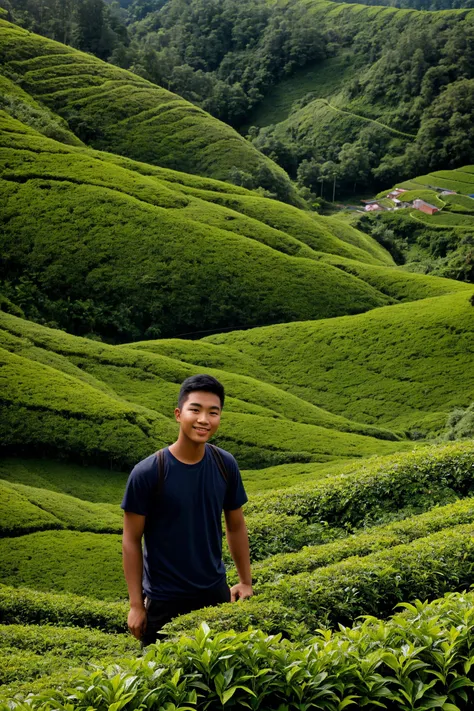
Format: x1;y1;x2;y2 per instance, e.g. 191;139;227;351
0;530;126;600
0;623;137;687
0;479;123;533
0;584;127;631
244;442;474;529
444;403;474;440
0;113;401;343
0;309;411;469
0;18;297;202
168;522;474;635
207;290;474;432
0;457;129;504
6;592;474;709
0;480;62;536
242;494;474;585
0;74;82;145
223;512;317;565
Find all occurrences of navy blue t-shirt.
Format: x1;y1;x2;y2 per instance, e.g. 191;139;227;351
121;445;248;601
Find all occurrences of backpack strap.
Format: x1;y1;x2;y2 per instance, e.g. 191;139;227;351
208;443;228;484
155;448;166;499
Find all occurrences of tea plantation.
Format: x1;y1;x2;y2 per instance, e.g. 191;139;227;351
0;20;297;202
2;11;474;710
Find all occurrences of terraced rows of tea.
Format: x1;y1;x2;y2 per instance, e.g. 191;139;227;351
2;11;474;710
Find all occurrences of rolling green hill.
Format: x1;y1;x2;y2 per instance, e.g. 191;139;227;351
0;18;297;202
0;308;410;470
3;107;471;341
206;289;474;434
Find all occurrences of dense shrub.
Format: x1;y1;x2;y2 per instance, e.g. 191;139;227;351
0;530;126;600
168;522;474;635
245;441;474;529
0;584;127;632
0;624;137;686
233;494;474;585
6;592;474;710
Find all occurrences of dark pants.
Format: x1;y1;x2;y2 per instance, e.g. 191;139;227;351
141;581;231;647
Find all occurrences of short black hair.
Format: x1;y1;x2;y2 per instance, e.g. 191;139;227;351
178;374;225;409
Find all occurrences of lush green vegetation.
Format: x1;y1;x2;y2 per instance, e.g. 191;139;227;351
207;291;474;433
167;523;474;635
1;6;474;707
1;110;425;343
3;593;474;708
243;494;474;585
3;0;474;200
0;308;412;469
0;624;137;690
358;166;474;281
0;18;297;201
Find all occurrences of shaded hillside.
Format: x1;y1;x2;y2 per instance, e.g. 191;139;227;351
206;289;474;435
247;1;474;195
0;111;411;342
0;18;297;202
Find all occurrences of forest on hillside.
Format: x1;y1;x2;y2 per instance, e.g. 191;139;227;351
2;0;474;200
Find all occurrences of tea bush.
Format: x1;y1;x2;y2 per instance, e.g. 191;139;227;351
6;591;474;710
0;480;123;535
0;585;127;631
207;290;474;433
168;522;474;635
245;441;474;528
0;624;137;686
239;494;474;585
0;20;296;201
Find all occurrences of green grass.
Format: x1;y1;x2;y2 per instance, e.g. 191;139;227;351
0;20;297;202
206;290;474;433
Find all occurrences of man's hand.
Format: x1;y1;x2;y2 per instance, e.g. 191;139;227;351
230;583;253;602
127;604;147;640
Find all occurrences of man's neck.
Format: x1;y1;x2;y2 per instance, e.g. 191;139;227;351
169;436;206;465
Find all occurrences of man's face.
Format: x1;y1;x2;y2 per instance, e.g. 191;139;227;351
175;390;222;443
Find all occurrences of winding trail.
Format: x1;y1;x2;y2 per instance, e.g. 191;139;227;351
312;99;416;139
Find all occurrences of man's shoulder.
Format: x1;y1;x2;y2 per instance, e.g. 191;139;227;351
130;452;159;478
208;444;239;472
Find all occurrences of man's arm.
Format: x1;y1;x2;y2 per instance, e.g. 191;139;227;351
123;511;146;639
224;507;253;601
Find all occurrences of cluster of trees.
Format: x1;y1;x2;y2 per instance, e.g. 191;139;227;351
2;0;329;128
3;0;473;199
356;211;474;282
249;16;474;198
113;0;329;127
334;0;474;9
0;0;129;60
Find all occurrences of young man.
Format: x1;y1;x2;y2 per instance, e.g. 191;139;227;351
121;374;252;646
